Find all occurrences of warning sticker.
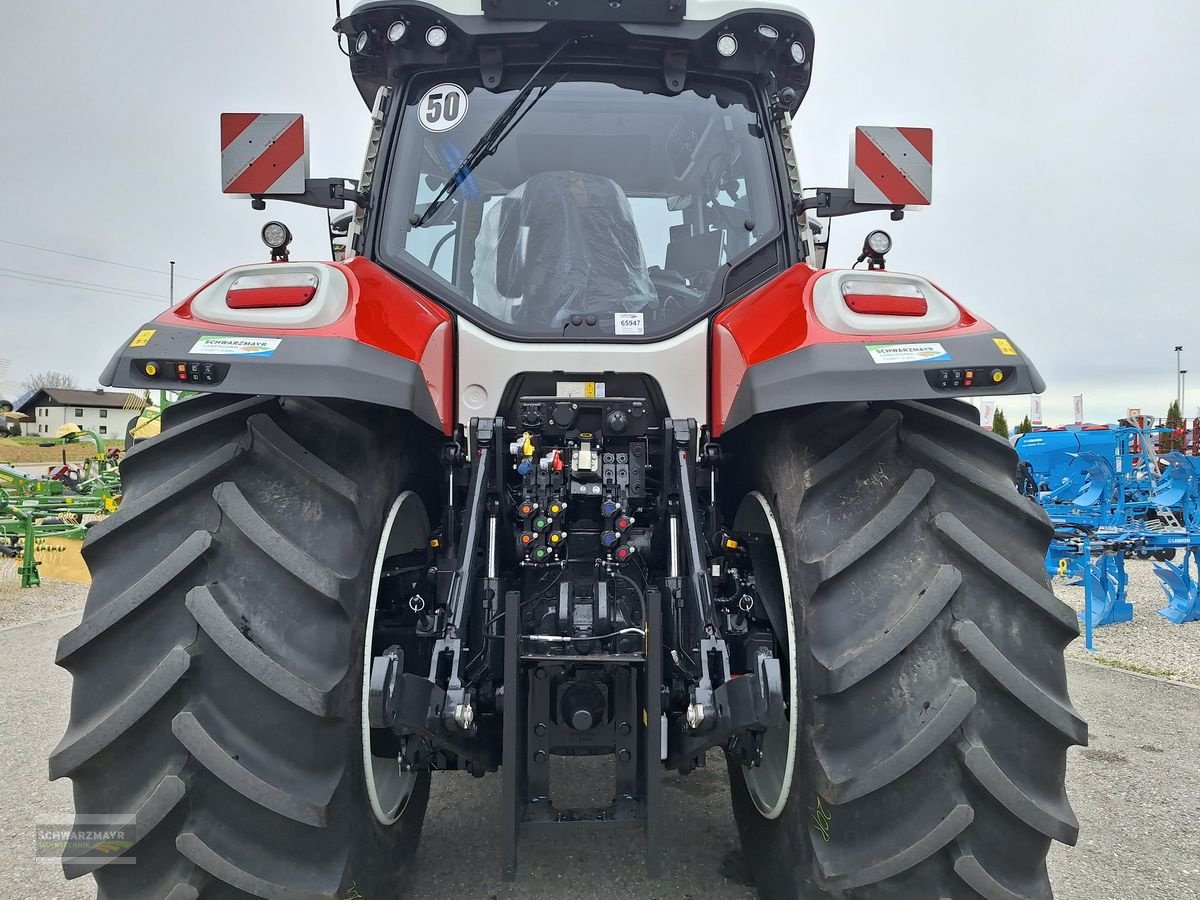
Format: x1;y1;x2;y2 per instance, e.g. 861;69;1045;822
555;381;606;399
418;84;468;133
865;342;951;364
190;335;282;357
129;329;156;348
993;337;1019;356
615;313;644;336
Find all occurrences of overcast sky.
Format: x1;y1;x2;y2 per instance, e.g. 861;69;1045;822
1;0;1196;426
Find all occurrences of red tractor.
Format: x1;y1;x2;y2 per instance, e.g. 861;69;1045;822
53;2;1085;897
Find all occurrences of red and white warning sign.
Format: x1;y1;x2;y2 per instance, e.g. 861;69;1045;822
850;126;933;206
220;113;308;195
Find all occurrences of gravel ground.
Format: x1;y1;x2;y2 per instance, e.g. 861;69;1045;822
1;579;1197;899
1054;557;1200;684
0;578;88;631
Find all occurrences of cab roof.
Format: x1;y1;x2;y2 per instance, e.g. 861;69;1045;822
351;0;812;23
337;0;814;111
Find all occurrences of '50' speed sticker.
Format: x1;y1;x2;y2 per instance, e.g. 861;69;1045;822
418;84;468;132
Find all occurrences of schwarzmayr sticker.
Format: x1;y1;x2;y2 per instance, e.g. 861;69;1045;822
865;342;951;365
189;335;282;358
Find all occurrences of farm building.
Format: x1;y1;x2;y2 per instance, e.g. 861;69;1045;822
17;388;146;441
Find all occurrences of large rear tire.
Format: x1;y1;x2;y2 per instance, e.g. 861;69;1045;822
722;400;1086;899
51;394;440;899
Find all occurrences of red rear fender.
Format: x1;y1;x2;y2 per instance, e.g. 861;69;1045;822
711;264;1042;436
100;258;455;434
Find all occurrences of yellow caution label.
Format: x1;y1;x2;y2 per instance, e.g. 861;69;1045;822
993;337;1018;356
130;328;156;348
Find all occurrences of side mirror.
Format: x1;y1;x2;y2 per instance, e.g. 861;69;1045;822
329;212;354;262
807;217;828;269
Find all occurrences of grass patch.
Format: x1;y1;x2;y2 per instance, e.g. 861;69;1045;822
0;437;123;464
1091;655;1180;680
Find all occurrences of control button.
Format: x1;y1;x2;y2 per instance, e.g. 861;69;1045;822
606;409;628;433
570;314;583;327
189;363;201;374
992;369;1004;383
143;362;158;377
176;363;186;373
178;373;188;381
965;370;975;380
585;314;597;326
201;363;215;375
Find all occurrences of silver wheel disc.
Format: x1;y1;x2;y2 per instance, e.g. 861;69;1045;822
362;491;429;825
734;491;799;820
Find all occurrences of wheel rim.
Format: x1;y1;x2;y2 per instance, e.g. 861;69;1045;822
362;491;429;825
734;491;799;820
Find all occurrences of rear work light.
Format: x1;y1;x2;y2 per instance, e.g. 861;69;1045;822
225;272;318;309
840;279;928;317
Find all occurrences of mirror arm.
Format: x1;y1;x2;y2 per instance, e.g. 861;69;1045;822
798;187;905;221
251;178;364;211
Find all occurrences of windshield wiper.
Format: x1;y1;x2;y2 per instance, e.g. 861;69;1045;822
410;35;583;229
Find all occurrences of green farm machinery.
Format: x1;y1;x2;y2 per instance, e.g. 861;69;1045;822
0;426;121;588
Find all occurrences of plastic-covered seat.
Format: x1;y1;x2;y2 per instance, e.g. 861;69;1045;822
473;171;656;328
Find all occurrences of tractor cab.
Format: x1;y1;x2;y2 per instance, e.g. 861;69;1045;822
332;0;815;341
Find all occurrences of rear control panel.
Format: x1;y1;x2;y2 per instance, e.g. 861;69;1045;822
131;359;230;386
926;365;1015;391
508;396;653;568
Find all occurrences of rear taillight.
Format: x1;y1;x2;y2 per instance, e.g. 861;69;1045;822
225;272;317;309
840;279;928;316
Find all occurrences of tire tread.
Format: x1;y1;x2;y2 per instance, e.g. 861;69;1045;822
50;646;194;780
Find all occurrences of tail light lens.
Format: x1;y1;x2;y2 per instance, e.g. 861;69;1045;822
840;279;928;316
226;272;318;309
